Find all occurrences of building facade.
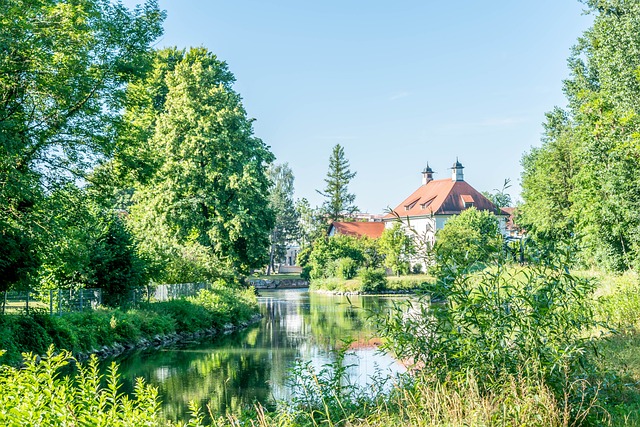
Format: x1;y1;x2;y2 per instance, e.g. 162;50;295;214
383;160;509;248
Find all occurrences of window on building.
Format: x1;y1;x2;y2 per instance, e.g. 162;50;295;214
461;195;474;208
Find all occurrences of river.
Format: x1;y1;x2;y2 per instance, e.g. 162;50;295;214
105;289;408;423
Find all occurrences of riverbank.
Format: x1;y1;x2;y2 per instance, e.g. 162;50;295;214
0;285;260;366
309;273;434;294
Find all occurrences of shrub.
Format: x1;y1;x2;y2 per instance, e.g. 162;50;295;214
335;257;358;279
0;348;166;426
300;265;312;280
305;235;379;279
0;283;260;365
152;299;213;332
359;268;387;293
11;316;52;355
377;258;599;407
32;313;79;352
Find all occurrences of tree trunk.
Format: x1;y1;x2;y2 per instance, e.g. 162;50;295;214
266;230;277;276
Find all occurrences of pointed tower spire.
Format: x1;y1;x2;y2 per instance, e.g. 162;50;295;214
451;158;464;181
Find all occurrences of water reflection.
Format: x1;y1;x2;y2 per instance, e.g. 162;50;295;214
108;289;407;423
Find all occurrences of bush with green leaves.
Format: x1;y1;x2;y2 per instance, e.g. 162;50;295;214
379;222;414;275
334;257;358;279
0;283;259;365
434;207;503;273
188;282;258;326
0;348;163;426
304;234;381;279
359;267;387;293
377;254;600;417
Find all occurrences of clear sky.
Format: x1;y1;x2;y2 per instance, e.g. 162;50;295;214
121;0;594;214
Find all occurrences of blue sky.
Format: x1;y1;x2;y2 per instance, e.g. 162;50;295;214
122;0;594;213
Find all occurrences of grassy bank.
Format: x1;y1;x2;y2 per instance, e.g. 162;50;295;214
310;273;434;293
0;284;258;366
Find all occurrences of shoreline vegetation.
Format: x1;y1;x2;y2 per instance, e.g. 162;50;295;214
0;284;260;367
309;273;434;295
2;268;639;426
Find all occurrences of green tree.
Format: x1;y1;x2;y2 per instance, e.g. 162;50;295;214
0;0;163;292
266;163;300;275
519;1;640;271
88;214;148;307
434;208;503;271
317;144;358;221
481;179;513;210
379;223;415;275
295;198;326;248
128;48;275;280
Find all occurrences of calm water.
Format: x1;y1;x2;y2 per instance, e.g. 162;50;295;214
107;289;407;423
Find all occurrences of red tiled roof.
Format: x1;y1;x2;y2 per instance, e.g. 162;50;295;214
384;178;502;219
329;221;385;239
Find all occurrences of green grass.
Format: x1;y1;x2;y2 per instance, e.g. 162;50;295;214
310;274;434;293
596;332;640;427
0;284;259;366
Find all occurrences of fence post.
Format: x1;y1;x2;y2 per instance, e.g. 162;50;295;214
25;291;29;315
2;291;6;315
49;290;53;316
58;289;62;316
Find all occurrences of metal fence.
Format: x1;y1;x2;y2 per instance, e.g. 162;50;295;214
149;282;209;301
0;283;209;316
1;288;102;315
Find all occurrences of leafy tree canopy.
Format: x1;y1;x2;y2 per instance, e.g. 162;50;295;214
434;207;503;271
127;47;275;280
519;0;640;271
0;0;163;292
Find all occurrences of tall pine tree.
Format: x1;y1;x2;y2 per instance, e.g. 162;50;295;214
318;144;358;221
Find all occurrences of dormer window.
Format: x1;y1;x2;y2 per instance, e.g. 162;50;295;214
420;196;437;210
405;198;420;211
461;195;474;208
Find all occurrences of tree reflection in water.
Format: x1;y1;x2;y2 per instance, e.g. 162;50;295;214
106;289;407;423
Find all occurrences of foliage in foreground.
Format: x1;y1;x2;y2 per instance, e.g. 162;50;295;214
377;253;604;423
0;348;163;426
0;346;578;427
202;347;576;427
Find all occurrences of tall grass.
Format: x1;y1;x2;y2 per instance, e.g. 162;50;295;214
201;352;580;427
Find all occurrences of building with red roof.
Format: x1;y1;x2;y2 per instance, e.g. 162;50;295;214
383;160;509;250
